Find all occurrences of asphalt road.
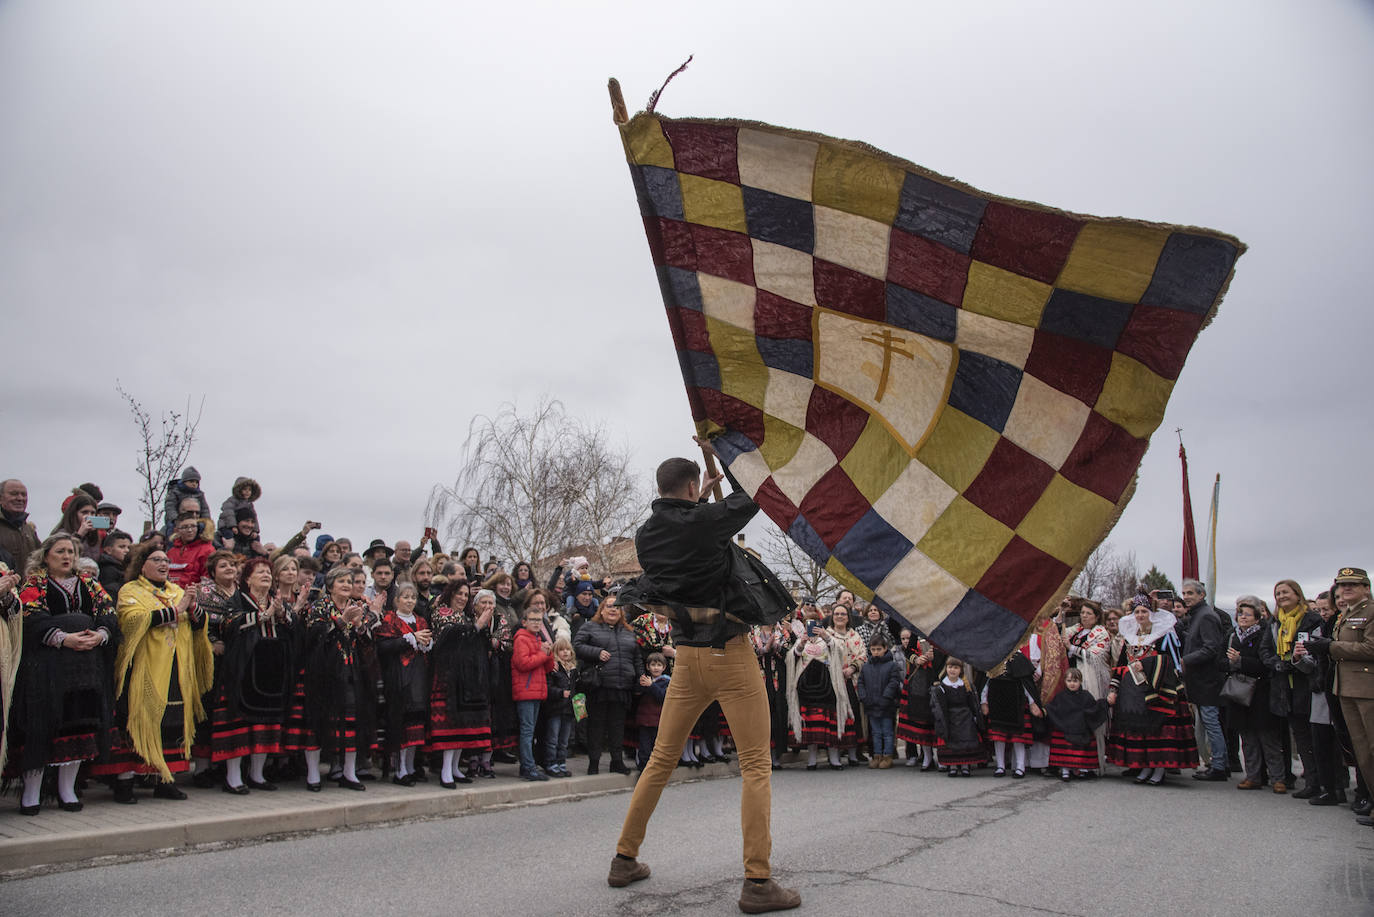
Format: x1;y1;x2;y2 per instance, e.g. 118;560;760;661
5;767;1373;917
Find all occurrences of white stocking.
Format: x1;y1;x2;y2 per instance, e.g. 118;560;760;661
1013;743;1027;772
225;757;245;788
304;749;322;784
21;768;43;807
923;745;935;766
342;750;358;782
441;750;456;783
827;746;841;766
994;741;1007;769
807;744;818;767
56;761;81;803
249;753;268;783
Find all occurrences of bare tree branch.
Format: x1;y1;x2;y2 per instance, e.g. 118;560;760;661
759;522;838;602
115;381;204;532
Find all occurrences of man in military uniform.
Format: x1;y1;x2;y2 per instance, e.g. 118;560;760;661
1328;567;1374;826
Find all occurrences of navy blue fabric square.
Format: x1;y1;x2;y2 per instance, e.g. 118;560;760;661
929;590;1027;671
886;284;957;343
756;337;814;377
658;266;703;312
635;165;684;221
894;172;988;254
677;350;721;392
831;509;913;586
1141;233;1239;314
788;515;831;567
948;351;1022;433
1039;289;1133;349
742;186;814;253
713;429;758;465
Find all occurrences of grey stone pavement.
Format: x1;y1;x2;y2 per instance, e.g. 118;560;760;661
3;761;1373;917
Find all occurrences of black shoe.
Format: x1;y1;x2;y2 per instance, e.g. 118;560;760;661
440;780;457;789
806;764;818;771
392;775;417;787
336;778;366;791
1352;796;1372;816
521;769;550;782
920;762;935;772
1121;768;1140;778
476;765;496;779
1293;785;1318;800
1192;770;1228;782
58;800;84;812
993;768;1006;778
112;780;137;804
587;761;600;776
191;770;218;789
412;767;428;782
828;763;845;771
455;773;474;784
222;783;250;796
1309;793;1339;807
18;804;39;816
1012;770;1025;779
1357;815;1374;827
357;772;377;782
306;781;322;792
608;762;631;775
154;784;188;800
247;779;277;791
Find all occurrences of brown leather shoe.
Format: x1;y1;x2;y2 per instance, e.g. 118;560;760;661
1272;781;1288;794
739;879;802;913
607;856;651;888
1236;779;1262;790
877;755;893;769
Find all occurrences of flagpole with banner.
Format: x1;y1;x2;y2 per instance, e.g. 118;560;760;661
1179;433;1200;583
1205;473;1220;605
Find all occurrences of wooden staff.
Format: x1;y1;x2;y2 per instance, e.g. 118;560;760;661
700;440;725;502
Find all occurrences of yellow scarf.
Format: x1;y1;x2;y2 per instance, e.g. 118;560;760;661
114;577;215;780
1275;602;1307;659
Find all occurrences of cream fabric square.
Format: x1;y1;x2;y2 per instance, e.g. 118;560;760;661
738;128;818;201
871;459;958;547
763;368;813;430
875;548;969;635
698;273;756;332
770;432;838;505
753;239;817;306
955;309;1034;369
727;447;773;498
1002;375;1092;468
813;206;890;280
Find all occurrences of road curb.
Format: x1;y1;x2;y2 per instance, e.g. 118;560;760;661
0;762;739;875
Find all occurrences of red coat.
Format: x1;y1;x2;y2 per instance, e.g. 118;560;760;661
167;538;213;588
511;627;555;701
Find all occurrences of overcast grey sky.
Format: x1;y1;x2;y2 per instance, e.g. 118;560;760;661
2;0;1371;606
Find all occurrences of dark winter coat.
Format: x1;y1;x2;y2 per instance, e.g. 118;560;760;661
220;591;295;722
1046;689;1108;745
574;621;644;696
216;476;262;537
1224;626;1281;730
929;680;982;755
1268;608;1323;720
857;651;902;717
545;665;578;716
1181;601;1231;706
162;469;211;536
97;552;126;599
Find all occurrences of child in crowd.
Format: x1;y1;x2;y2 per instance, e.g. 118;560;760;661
1046;667;1109;780
634;652;670;771
981;653;1041;778
511;605;556;781
857;635;902;768
544;639;579;778
216;476;261;542
899;634;943;770
930;659;984;777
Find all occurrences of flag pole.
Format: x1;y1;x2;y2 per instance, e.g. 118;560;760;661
1178;430;1200;584
700;441;726;502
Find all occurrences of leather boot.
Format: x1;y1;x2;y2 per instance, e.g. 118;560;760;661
739;879;802;914
607;856;651;887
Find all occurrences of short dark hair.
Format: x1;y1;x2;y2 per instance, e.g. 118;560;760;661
646;652;667;669
106;529;133;546
656;457;699;495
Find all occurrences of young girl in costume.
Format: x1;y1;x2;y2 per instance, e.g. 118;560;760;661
929;658;983;777
981;650;1042;778
1046;667;1108;780
898;633;944;770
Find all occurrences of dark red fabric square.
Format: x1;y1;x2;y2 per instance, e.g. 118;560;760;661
963;438;1057;529
691;223;754;286
1059;411;1147;503
813;259;885;322
698;388;766;445
1023;330;1113;404
1116;303;1205;381
805;387;869;459
662;122;739;184
670;307;712;353
887;227;971;306
686;386;708;422
797;466;871;550
975;536;1071;619
656;218;696;272
753;476;800;529
754;291;813;341
969;202;1082;285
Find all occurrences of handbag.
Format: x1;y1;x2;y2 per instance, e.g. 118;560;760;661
1220;634;1257;706
578;660;603;691
722;542;797;626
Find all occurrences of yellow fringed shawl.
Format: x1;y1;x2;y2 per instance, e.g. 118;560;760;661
114;577;214;781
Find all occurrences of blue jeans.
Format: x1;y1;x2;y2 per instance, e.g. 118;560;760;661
545;713;574;766
870;713;895;756
1198;704;1228;773
517;700;542;773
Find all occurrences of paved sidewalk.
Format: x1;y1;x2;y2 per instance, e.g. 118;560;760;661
0;760;738;875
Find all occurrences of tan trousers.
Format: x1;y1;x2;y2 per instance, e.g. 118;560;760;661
616;635;772;878
1340;697;1374;795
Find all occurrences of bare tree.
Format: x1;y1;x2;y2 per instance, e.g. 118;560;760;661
760;522;838;602
1073;542;1114;602
426;398;648;580
115;381;204;532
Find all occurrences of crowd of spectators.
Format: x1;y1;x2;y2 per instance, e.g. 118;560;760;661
1;472;1370;840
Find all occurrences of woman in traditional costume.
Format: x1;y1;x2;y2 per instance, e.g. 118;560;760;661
301;566;377;791
786;628;852;771
427;581;490;786
1106;599;1194;785
7;534;118;813
1064;600;1112;770
189;549;238;786
827;605;867;766
897;634;944;770
376;582;432;786
214;557;294;794
483;572;520;762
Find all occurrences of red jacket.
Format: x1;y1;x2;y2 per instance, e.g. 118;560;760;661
511;627;555;701
167;538;213;588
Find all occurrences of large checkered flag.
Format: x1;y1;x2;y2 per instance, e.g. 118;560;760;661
613;91;1243;670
